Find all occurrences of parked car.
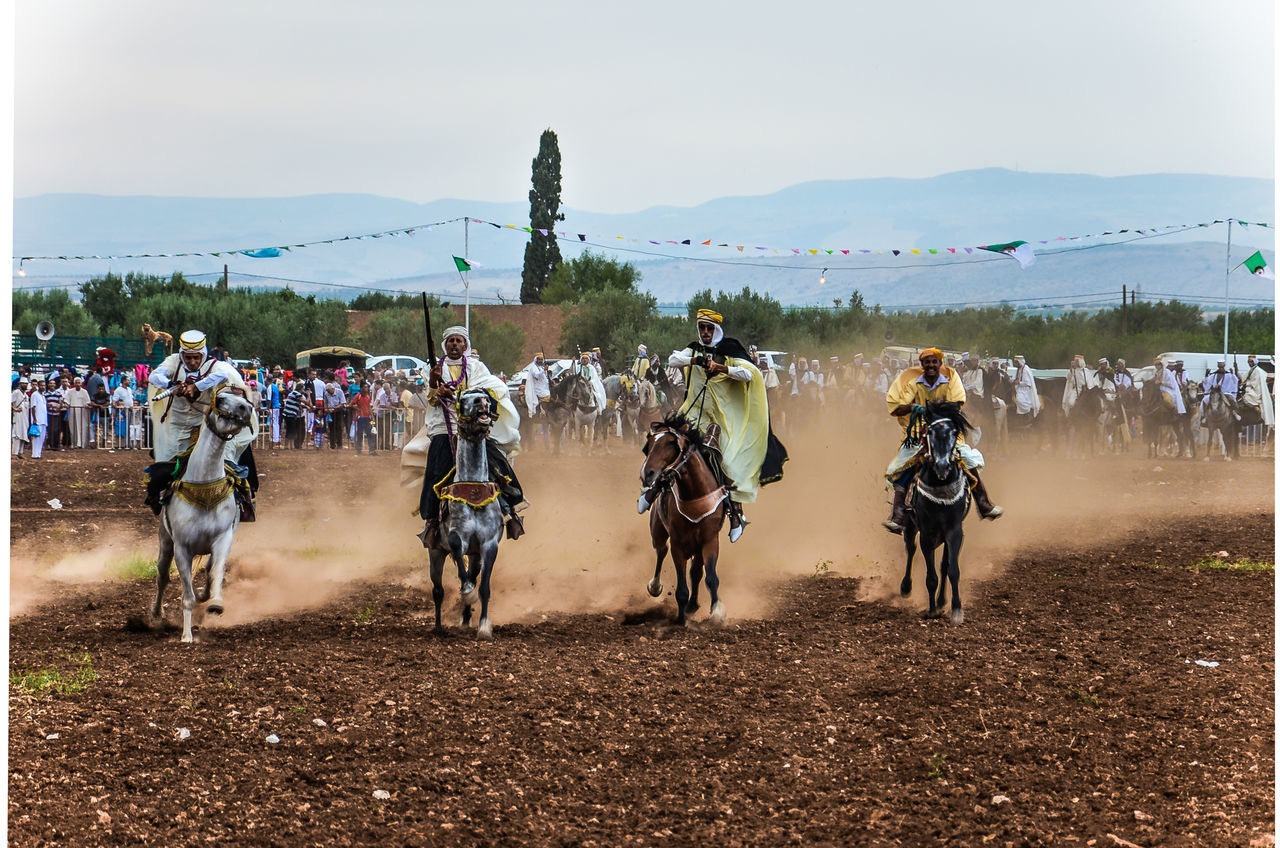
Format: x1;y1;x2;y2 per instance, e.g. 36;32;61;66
367;354;430;375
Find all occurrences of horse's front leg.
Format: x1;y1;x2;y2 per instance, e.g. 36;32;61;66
687;552;703;616
450;527;477;617
204;512;236;616
153;525;175;621
475;541;499;641
172;541;199;643
701;529;724;624
901;521;917;596
648;508;669;598
920;535;942;619
428;549;446;632
670;548;692;627
943;525;964;624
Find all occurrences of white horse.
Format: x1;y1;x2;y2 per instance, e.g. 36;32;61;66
426;389;507;640
152;389;255;643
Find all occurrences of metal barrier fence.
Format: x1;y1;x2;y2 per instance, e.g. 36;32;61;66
56;406;428;454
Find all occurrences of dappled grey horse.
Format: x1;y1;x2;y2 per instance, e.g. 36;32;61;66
425;389;506;639
153;389;255;643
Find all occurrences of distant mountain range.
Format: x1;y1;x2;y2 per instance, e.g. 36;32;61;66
13;169;1275;310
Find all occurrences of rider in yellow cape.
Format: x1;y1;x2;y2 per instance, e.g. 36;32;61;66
668;308;787;542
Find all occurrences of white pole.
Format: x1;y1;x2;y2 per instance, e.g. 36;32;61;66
464;217;471;334
1224;219;1232;358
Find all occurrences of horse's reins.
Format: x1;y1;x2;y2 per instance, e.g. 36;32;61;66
642;429;728;523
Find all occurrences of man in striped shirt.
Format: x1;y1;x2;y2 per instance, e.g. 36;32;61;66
44;378;64;451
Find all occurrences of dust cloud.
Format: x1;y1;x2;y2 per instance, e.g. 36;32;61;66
12;416;1273;628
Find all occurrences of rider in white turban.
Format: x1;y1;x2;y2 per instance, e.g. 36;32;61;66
401;324;525;547
145;330;255;518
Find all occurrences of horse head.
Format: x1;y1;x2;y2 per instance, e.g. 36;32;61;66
457;389;498;438
207;387;255;440
920;402;969;480
640;414;704;489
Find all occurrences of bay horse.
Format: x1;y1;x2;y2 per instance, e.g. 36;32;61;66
637;414;728;627
152;388;255;643
899;402;971;625
425;389;506;639
549;372;600;453
1200;385;1239;461
1065;386;1113;456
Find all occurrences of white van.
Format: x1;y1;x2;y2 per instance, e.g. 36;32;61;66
367;354;430;375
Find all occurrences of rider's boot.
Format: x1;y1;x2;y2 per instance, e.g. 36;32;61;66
418;518;441;549
727;500;748;543
882;486;908;534
236;492;256;523
966;469;1003;520
501;497;526;541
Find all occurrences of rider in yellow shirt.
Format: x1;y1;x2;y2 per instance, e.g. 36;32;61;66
882;347;1002;533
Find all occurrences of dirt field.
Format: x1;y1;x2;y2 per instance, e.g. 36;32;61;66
8;421;1276;847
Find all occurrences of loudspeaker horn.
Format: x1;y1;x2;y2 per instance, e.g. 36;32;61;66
883;330;895;343
36;321;55;341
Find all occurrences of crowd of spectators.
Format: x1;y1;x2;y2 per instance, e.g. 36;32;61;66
10;350;435;459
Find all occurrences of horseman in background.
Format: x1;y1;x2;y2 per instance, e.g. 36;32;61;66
1240;354;1274;429
1151;358;1187;415
403;325;525;548
629;345;651;382
1200;360;1240;420
1061;354;1096;415
523;352;552;418
574;351;608;416
1011;354;1041;424
145;330;257;520
882;347;1003;534
590;348;605;380
668;308;788;542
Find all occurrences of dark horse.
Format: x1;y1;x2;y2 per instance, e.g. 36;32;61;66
1139;381;1194;459
900;402;972;625
1201;385;1239;460
637;413;728;627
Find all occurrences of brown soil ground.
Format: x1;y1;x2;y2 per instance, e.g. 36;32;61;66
8;419;1276;847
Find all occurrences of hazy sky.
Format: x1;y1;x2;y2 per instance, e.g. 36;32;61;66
12;0;1277;214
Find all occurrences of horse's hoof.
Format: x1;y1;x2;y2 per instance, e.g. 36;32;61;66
951;609;964;625
460;585;478;606
477;622;493;641
900;580;912;596
709;601;725;624
206;601;224;616
646;578;663;598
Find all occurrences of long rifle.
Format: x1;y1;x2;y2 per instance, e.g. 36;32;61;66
422;293;439;385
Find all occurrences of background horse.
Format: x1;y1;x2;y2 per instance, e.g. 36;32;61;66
152;390;254;643
1064;386;1113;456
426;389;506;640
1139;381;1194;458
558;372;601;453
900;402;971;625
637;414;728;627
1200;385;1239;460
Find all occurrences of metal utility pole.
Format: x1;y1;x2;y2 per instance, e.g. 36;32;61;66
1223;219;1232;357
220;264;229;290
1121;284;1127;335
464;217;471;334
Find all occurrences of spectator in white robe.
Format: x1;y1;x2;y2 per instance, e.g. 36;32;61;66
64;376;91;448
28;381;47;458
11;376;31;457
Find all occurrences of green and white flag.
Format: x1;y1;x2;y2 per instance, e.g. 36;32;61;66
980;240;1037;269
453;255;472;273
1243;250;1274;280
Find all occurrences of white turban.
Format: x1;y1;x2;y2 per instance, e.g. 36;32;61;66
442;325;469;343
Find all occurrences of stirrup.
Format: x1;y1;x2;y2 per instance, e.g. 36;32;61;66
505;513;525;541
418;520;440;549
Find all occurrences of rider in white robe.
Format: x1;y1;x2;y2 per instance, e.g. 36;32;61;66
522;354;551;417
1012;355;1041;416
574;355;608;415
1199;361;1239;413
1061;355;1097;414
148;331;251;464
1151;360;1186;414
1241;355;1274;426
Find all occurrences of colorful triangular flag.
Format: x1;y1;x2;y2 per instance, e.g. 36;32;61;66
980;240;1036;269
452;256;472;273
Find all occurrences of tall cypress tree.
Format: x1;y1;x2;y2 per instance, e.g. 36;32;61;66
520;129;565;304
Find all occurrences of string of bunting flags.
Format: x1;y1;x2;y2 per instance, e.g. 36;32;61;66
13;215;1272;272
470;217;1273;271
14;216;468;263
